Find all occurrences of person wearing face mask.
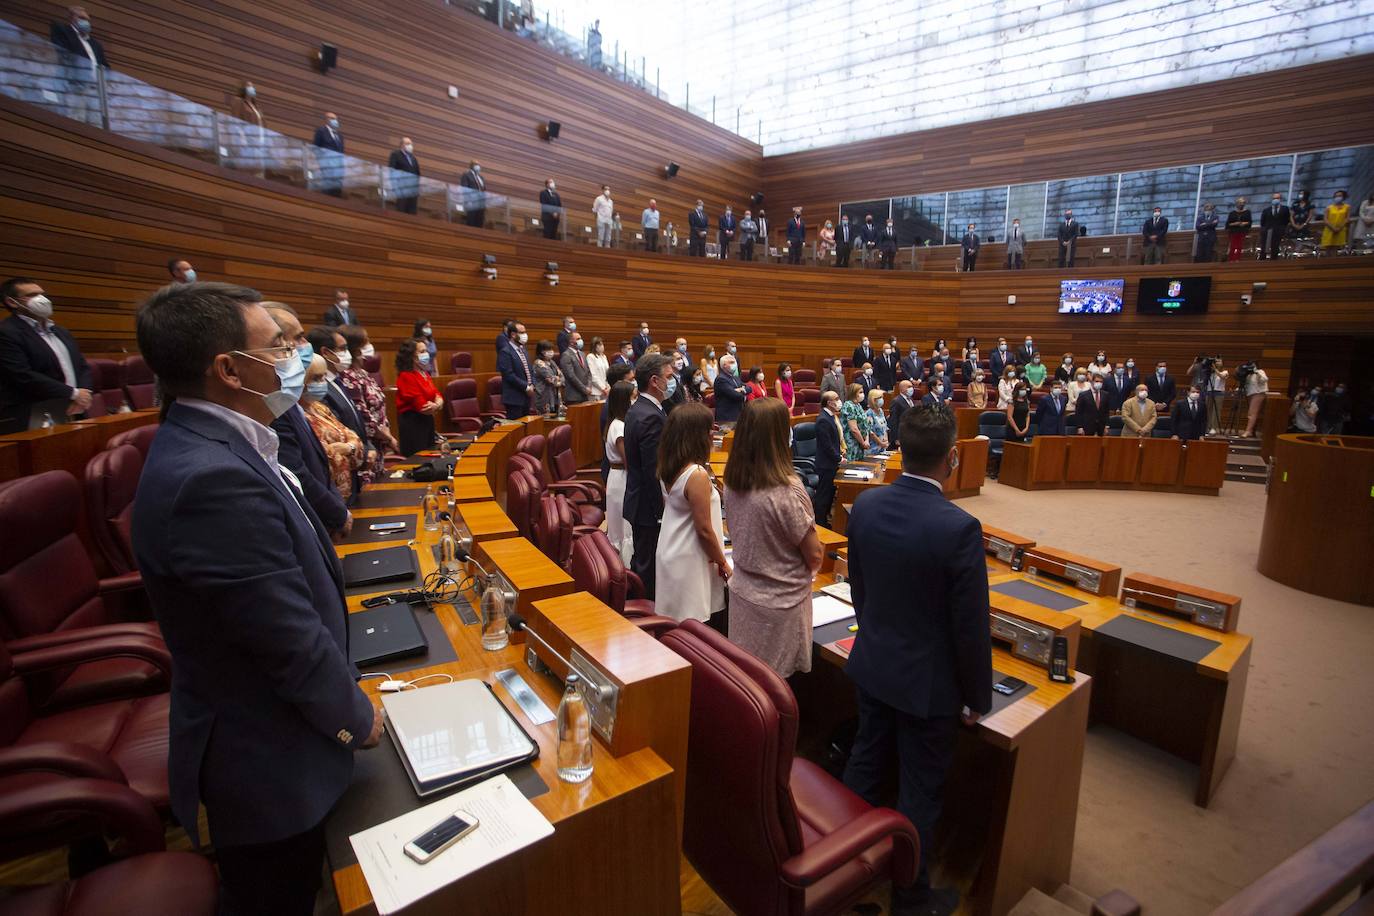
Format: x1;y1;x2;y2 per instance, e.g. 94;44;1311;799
306;326;374;485
232;81;263;127
700;346;719;384
300;355;367;499
1088;351;1112;379
859;213;880;263
960;223;979;272
460;160;487;228
585;336;610;398
1355;194;1374;244
1317;383;1349;434
857;362;880;400
817;219;836;260
673;337;691;366
131;283;384;916
889;380;917;431
813;391;845;524
989;338;1013;378
1194;203;1220;262
540;178;564;240
1172;386;1207;441
921;378;950;407
1005;382;1032;444
1259;193;1290;260
1119;358;1140;391
687;199;709;257
1006;218;1026;269
496;320;534;419
1289;190;1314;240
50;6;108;69
879;218;899;269
1075;376;1109;436
624;353;677;596
0;277;93;433
839;384;873;458
613;339;635;367
1146;361;1175;405
655;403;729;623
323;289;355;327
1142;207;1169;264
787;208;807;265
311;112;345;197
663;352;688;413
532;340;566;416
996;366;1019;409
1034;382;1069;436
168;257;197;284
410;318;437;377
558;330;593;405
555;316;577;354
1225;197;1252;261
1321;190;1351;252
1054;352;1076;384
713;354;749;423
632;322;652;360
262;303;351;535
775;363;796;413
745;366;769;401
1066;371;1092;416
718;205;738;259
835;215;854;268
865;390;890;453
1057;210;1079;267
965;369;988;410
1289;388;1320;433
737;210;758;261
901;346;924;386
1023;351;1047;390
1102;363;1130;411
1120;384;1158;438
852;337;874;368
395;338;444;453
49;4;106;126
874;343;899;391
821;358;847;401
336;325;399;461
387;137;421;214
1014;335;1034;367
926;360;953;395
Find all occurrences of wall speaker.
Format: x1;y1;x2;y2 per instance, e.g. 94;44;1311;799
318;43;338;73
664;162;680;179
750;192;764;206
543;120;561;141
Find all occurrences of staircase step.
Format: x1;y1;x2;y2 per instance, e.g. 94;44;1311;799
1052;884;1098;913
1009;887;1084;916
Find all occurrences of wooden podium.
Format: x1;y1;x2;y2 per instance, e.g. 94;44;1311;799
999;435;1225;494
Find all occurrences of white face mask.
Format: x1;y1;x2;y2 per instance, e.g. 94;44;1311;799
361;343;375;358
335;350;353;369
337;299;349;310
518;332;528;344
19;294;53;319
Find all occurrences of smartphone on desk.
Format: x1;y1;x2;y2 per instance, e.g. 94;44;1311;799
403;810;479;864
369;521;407;532
993;676;1027;696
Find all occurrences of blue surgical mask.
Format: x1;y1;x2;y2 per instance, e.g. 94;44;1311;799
75;18;92;35
327;118;339;130
182;268;197;283
295;341;314;367
665;375;678;398
238;350;305;418
418;349;430;363
306;380;329;400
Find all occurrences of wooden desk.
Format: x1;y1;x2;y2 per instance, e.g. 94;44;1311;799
987;569;1251;807
1000;435;1225;495
831;440;987;533
1100;436;1141;483
0;441;17;482
563;401;603;468
1258;434;1374;606
4;422;103;480
455;500;520;546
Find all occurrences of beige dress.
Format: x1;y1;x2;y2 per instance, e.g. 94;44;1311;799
724;479;816;678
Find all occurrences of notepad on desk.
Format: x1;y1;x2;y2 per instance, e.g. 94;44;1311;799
812;595;857;628
820;581;852;604
841;469;874;480
350;773;554;914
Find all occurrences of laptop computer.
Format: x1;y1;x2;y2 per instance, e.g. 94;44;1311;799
383;679;540;797
348;603;428;667
341;545;418;588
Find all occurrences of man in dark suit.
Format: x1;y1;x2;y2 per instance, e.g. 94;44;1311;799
960;223;980;272
856;364;879;399
718;206;737;260
852;337;874;369
1035;382;1069;435
989;338;1013;378
50;7;107;67
888;381;917;434
1142;208;1169;264
558;331;593;404
624;354;673;597
713;355;748;424
688;201;709;257
874;343;899;391
311;112;345;197
264;305;351;532
1075;378;1109;436
921;378;950;407
879;218;899;269
786;209;806;264
0;277;93;433
612;340;635;367
322;289;355;327
1171;388;1206;441
859;214;880;264
632;323;652;360
836;216;855;268
1005;218;1026;269
131;282;381;915
386;137;421;214
755;209;770;255
1057;210;1078;267
460;161;486;227
844;404;992;916
813;391;844;525
496;320;534;418
1015;336;1036;367
925;360;953;394
556;316;576;354
539;178;563;240
900;346;924;386
1102;365;1131;411
1259;193;1291;260
1145;361;1176;405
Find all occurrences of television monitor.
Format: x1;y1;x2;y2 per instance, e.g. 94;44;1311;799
1137;276;1212;315
1058;279;1124;314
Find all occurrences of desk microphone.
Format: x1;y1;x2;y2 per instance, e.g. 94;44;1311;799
508;613;612;702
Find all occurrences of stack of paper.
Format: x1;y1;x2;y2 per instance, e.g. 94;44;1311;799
812;595;857;628
842;469;875;480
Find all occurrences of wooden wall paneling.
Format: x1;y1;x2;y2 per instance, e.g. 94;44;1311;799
762;54;1374;223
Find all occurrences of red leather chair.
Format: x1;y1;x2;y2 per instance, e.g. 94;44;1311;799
797;388;821;416
449;352;473;375
0;472;163;710
443;378;483;434
505;467;540;540
661;620;919;916
569;529;653;617
632;615;678;639
105;424;158;459
86;358;125;417
792;368;818;388
547;424;605;504
119;356;156;411
360;354;384;388
511;442;604;526
534;493;593;570
485;376;505;417
84;445;142;575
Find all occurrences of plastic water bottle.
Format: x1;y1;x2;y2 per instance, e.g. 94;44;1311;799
439;437;452;458
556;674;594;783
421;485;439;531
40;412;54;429
479;575;509;650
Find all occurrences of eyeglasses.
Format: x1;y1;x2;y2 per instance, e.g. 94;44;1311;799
232;344;296;364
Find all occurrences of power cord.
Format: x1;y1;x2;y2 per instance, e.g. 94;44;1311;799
358;672;456;693
359;568;473;609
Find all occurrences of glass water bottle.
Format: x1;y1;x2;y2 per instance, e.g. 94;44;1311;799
421;484;439;531
479;575;509;651
556;674;594;783
437;522;460;578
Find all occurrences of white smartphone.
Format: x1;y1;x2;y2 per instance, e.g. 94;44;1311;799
403;810;479;864
369;521;407;532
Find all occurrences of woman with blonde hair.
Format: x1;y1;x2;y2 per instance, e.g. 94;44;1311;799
724;399;822;677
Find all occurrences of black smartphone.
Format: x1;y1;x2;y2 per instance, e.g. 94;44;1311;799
1010;546;1025;571
1049;636;1073;683
403;810;479;864
993;675;1027;696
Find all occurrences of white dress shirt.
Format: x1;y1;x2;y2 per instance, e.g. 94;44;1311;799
18;313;77;391
178;398;312;522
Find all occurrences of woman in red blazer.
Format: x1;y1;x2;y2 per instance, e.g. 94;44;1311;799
394;339;442;455
745;366;769;401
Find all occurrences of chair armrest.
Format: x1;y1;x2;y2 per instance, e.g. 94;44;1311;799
98;570;145;596
623;599;657;619
12;634;172;680
453;417;482;433
626;571;646;600
0;742;127;783
480;411;506;421
572;525;600;539
7;622;162;654
780;806;920;889
568;474;606;498
632;614;675;638
0;777;166;856
546;481;599;503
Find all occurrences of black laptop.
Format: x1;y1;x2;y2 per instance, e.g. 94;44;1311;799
341;545;418;588
348;603;428;666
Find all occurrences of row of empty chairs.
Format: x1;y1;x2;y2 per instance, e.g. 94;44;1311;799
80;355;156;416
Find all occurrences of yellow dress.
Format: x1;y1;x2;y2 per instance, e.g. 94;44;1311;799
1321;202;1350;247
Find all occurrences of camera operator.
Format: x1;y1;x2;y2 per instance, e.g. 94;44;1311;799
1190;356;1229;435
1237;361;1268;438
1289;387;1319;433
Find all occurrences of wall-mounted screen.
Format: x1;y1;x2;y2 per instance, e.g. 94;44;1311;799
1137;276;1212;314
1058;279;1124;314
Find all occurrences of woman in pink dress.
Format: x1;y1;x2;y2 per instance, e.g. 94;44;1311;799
774;362;795;414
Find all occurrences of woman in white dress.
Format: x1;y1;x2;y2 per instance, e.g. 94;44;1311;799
603;380;633;557
586;336;610;398
700;346;719;385
654;403;729;623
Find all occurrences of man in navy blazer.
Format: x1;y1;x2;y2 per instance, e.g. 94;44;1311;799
713;354;748;423
130;282;381;915
632;322;653;359
624;354;673;597
786;209;806;264
311;112;345;197
718;206;737;259
0;278;93;433
1171;388;1207;441
496;320;534;418
1035;382;1070;435
843;404;992;915
813;391;844;525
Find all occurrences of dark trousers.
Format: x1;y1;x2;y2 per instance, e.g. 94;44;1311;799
398;410;436;456
788;240;802;264
631;521;660;598
1259;228;1282;260
812;472;836;527
542;215;560;239
1058;240;1075;267
396;196;417;214
1193;237;1215;262
719;234;733;259
216;822;325;916
962;251;977;271
843;688;959;898
502;399;529;421
881;247;896;269
1006;252;1023;269
836;245;851;267
644;228;658;251
465;208;485;228
740;239;755;261
689;234;706;256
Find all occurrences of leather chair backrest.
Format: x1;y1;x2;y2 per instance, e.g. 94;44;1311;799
106;424;158;459
534;493;574;568
661;620;804;916
569;529;627;613
360;354;384;388
445;378;480;423
978;411;1007;432
0;639;33;747
547;425;577;483
515;434;547;462
84;444;142;574
0;472;104;643
88;358;126;415
792;369;817;386
485;376;504;414
506;468;540;538
791;422;817;461
510;451;551;489
1151;415;1173;438
120;355;157;410
449;352;473;373
1108;415;1124;435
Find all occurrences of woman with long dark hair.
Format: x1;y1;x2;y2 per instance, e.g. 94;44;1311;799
603;380;634;558
394;339;442;455
654;403;728;623
411;318;437;376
